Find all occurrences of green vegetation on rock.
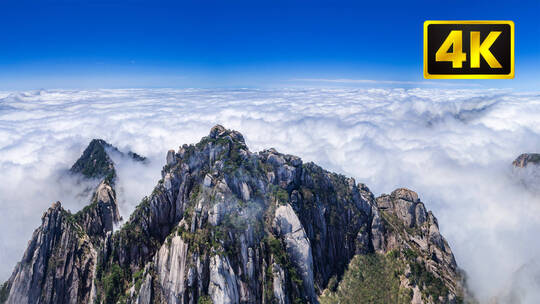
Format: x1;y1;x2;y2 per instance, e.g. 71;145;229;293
409;259;448;301
70;138;146;184
266;236;304;295
102;264;127;304
319;253;412;304
70;139;116;181
197;295;213;304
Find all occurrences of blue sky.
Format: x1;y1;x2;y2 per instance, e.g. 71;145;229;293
0;0;538;89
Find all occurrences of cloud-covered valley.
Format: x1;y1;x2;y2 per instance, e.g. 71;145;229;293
0;88;539;302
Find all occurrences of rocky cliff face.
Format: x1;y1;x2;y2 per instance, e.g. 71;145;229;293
76;181;121;242
70;139;124;241
1;139;135;304
2;126;468;304
4;202;97;304
321;188;467;303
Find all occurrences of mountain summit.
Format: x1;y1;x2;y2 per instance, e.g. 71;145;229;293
70;139;117;181
1;125;470;304
70;138;147;184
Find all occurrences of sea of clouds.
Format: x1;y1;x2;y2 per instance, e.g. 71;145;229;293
0;88;539;302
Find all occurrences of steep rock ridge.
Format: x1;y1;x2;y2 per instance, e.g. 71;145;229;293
69;139;130;241
373;189;465;303
320;188;468;304
69;138;151;240
273;204;315;301
280;159;374;292
3;202;97;304
75;181;121;242
3;126;467;304
1;139;144;304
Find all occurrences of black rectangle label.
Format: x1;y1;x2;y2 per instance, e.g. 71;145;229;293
424;21;514;79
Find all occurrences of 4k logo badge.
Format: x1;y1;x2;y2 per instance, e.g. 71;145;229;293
424;21;514;79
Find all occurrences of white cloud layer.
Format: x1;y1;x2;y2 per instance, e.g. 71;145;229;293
0;88;539;302
291;78;482;87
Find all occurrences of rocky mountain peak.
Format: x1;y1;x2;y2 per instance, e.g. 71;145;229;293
2;125;470;304
75;180;121;241
513;153;540;168
41;201;67;229
49;200;62;211
70;138;147;184
70;138;116;182
391;188;420;203
4;199;96;304
209;124;245;144
68;139;128;242
0;137;137;304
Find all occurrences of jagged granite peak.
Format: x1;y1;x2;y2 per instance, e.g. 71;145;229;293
75;180;121;242
69;139;125;242
367;188;467;303
3;125;469;304
513;153;540;168
70;139;117;182
70;138;147;183
3;202;97;304
1;141;125;304
209;124;245;143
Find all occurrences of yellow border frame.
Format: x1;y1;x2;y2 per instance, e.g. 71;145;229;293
423;20;514;79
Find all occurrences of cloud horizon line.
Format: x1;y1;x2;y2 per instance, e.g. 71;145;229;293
291;78;482;87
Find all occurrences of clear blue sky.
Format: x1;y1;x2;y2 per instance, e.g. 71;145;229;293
0;0;538;89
